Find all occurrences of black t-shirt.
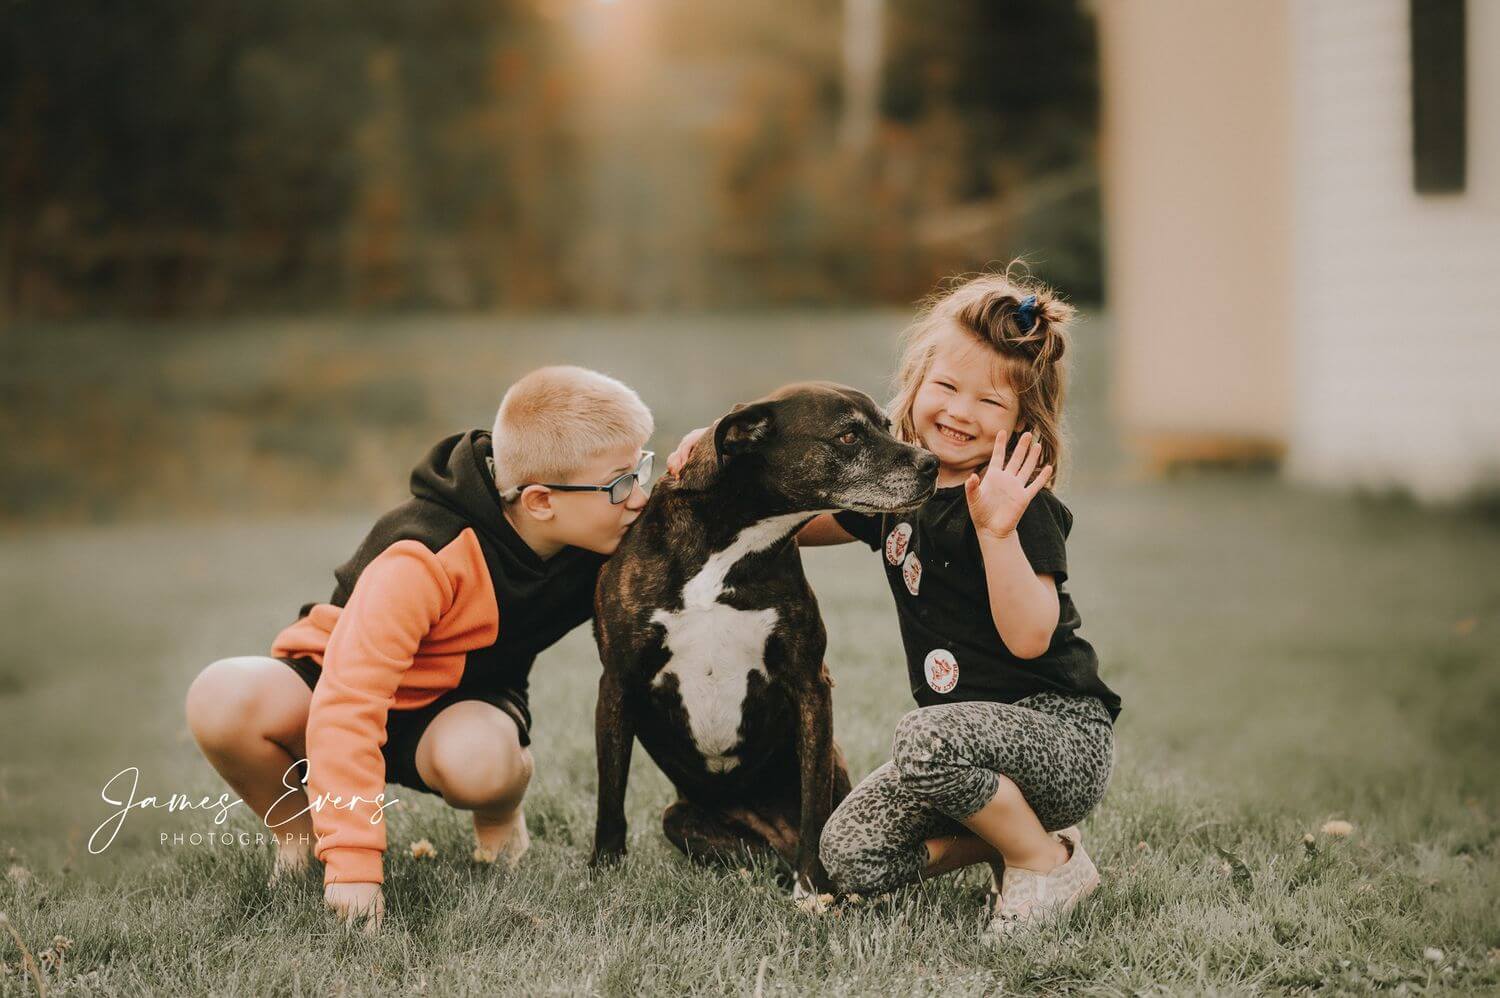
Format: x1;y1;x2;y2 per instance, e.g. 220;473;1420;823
834;486;1121;721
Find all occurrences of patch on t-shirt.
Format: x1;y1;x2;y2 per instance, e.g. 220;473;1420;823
923;647;958;694
902;552;922;595
885;522;913;565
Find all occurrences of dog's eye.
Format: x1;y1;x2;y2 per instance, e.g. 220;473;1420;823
837;430;858;445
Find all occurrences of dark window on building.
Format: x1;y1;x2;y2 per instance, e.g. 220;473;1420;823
1410;0;1466;193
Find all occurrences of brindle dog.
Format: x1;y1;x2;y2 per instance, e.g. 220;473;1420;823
590;382;938;892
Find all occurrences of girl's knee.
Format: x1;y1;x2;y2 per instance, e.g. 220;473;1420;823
890;708;953;784
890;707;1007;819
817;809;873;893
889;709;922;769
817;804;912;896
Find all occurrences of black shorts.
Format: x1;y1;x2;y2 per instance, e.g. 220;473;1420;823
279;656;532;796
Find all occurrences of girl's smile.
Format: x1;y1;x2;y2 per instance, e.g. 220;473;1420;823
935;422;976;444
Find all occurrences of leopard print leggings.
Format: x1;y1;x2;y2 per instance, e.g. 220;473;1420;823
819;692;1113;896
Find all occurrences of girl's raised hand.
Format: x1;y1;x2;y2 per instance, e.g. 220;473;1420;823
965;430;1052;540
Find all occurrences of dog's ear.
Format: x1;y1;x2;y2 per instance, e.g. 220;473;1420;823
714;401;776;461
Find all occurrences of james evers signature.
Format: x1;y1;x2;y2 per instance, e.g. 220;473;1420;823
88;761;399;854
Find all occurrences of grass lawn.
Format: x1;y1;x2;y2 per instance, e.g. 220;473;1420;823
1;313;1498;994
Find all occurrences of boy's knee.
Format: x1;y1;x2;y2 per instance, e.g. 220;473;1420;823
423;709;531;810
185;657;264;750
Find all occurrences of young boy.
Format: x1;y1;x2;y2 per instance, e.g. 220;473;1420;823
185;366;653;927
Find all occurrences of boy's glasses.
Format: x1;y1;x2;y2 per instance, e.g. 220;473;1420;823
501;451;654;505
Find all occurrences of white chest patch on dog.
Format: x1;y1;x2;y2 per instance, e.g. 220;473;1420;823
650;512;813;773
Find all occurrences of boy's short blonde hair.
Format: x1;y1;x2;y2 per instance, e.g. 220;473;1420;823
491;365;653;496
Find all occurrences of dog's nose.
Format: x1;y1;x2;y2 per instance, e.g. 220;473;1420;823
915;450;939;478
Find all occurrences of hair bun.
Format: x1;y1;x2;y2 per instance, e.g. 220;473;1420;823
995;292;1061;366
943;273;1074;369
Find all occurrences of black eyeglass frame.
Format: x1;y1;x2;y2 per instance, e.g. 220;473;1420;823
499;451;654;505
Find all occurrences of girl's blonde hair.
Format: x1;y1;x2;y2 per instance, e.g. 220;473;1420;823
890;267;1076;484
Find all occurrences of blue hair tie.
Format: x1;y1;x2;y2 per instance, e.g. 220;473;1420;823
1015;294;1038;333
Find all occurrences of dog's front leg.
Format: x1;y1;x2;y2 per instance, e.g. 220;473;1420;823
792;670;836;895
591;669;634;867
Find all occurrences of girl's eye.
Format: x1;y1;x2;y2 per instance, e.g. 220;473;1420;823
935;381;955;391
982;398;1003;407
837;430;858;445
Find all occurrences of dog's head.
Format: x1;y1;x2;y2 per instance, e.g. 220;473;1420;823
711;381;938;514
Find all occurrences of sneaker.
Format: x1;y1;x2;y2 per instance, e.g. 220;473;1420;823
981;833;1099;944
982;827;1082;910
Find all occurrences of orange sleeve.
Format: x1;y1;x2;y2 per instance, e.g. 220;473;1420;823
305;539;454;886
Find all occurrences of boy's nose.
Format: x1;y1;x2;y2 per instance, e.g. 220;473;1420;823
624;482;648;510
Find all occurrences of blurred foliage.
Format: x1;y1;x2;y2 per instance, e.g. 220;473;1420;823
0;0;1099;317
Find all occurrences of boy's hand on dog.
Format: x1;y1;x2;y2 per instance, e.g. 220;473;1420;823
666;426;709;476
966;430;1052;540
325;882;384;933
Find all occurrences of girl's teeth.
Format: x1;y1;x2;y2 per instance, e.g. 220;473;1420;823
939;425;972;442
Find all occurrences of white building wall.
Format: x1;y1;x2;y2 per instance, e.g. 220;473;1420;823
1097;0;1293;451
1289;0;1500;500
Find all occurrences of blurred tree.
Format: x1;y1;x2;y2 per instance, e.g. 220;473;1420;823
0;0;1100;318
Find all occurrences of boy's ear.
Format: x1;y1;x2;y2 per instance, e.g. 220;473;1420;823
714;401;776;462
518;484;556;521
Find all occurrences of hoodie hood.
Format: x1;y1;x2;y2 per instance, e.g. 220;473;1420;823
409;429;545;576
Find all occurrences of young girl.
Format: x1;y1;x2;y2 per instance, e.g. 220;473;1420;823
667;272;1120;941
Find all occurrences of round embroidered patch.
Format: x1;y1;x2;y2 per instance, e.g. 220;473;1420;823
902;551;922;595
923;648;959;694
885;522;913;566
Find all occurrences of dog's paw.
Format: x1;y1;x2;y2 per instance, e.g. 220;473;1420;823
588;845;626;868
793;888;836;915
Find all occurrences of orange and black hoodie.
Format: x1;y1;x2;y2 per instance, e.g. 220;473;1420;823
271;430;604;885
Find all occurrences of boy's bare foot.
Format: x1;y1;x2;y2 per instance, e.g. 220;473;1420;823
268;843;312;886
473;808;529;870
